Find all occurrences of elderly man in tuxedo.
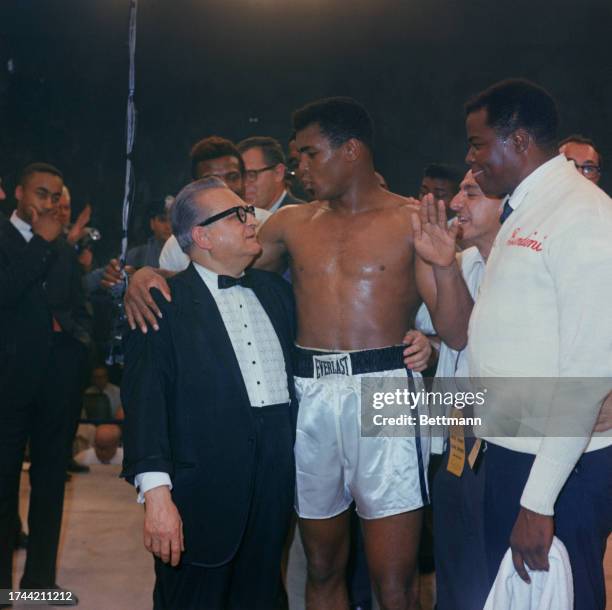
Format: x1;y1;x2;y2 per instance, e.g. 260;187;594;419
121;176;297;610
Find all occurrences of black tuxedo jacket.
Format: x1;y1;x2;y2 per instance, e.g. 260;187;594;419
121;264;297;566
0;213;55;401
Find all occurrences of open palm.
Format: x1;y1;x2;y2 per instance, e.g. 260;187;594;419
412;195;458;267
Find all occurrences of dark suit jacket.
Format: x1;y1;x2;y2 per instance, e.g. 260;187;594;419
0;213;55;401
45;236;92;347
279;190;305;208
121;263;297;567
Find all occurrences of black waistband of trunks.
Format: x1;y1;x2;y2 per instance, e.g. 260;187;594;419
293;345;406;377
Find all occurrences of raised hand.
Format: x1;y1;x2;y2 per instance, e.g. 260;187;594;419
30;207;63;242
66;203;92;245
411;194;459;268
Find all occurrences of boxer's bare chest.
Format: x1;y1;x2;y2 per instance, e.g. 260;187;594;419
286;206;414;282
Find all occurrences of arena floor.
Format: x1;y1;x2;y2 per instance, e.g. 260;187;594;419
12;465;611;609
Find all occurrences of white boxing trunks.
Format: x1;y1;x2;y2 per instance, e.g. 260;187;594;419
293;345;430;520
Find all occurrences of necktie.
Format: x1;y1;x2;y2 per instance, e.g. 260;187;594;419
499;200;514;224
218;274;251;289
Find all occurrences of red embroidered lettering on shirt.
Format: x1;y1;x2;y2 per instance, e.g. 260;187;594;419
506;228;547;252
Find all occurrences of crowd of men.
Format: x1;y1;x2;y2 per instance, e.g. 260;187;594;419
1;77;611;610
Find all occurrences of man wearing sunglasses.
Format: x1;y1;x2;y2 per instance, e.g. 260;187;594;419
121;176;297;610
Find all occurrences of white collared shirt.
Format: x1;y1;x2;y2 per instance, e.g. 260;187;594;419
136;261;289;501
420;247;486;455
267;189;287;215
467;154;612;515
10;210;33;243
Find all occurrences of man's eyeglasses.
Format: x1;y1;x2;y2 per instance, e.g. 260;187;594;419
245;165;277;182
199;171;243;185
573;162;601;178
197;205;256;227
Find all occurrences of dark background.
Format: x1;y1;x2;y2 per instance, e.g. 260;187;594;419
1;0;611;259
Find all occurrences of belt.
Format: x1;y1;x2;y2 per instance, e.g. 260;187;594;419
293;345;406;378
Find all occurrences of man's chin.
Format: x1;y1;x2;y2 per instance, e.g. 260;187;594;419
248;243;263;258
474;176;502;199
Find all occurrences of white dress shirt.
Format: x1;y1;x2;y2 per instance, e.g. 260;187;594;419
267;189;287;215
422;246;486;454
10;210;33;243
84;383;122;417
136;261;289;501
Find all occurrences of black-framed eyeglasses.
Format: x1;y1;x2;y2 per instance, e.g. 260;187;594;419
245;165;277;182
573;162;601;178
197;205;256;227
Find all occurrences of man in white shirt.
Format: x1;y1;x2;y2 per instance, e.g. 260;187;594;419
462;78;612;610
121;176;298;610
411;173;501;609
74;424;123;466
84;365;122;418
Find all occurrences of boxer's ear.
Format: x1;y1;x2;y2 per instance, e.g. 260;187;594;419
344;138;362;162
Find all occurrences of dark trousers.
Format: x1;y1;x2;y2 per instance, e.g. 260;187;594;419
433;439;489;610
484;443;612;610
0;334;85;589
153;405;295;610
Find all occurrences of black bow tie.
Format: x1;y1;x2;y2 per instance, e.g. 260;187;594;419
218;274;251;289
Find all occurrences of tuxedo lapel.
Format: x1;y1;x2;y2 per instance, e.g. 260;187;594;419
182;264;251;410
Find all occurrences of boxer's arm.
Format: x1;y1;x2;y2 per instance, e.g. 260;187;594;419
415;255;472;350
253;207;290;273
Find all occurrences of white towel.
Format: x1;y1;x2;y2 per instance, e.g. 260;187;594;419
483;536;573;610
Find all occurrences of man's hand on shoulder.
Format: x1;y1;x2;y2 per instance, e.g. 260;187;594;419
143;486;184;567
509;506;554;583
125;266;172;333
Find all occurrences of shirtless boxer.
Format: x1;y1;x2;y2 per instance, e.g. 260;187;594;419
123;98;429;610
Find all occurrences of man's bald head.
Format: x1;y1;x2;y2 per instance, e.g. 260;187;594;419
94;424;121;464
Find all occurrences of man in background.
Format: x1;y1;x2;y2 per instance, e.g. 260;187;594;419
125;198;173;269
559;134;602;185
0;163;79;602
238;136;304;212
418;163;462;218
